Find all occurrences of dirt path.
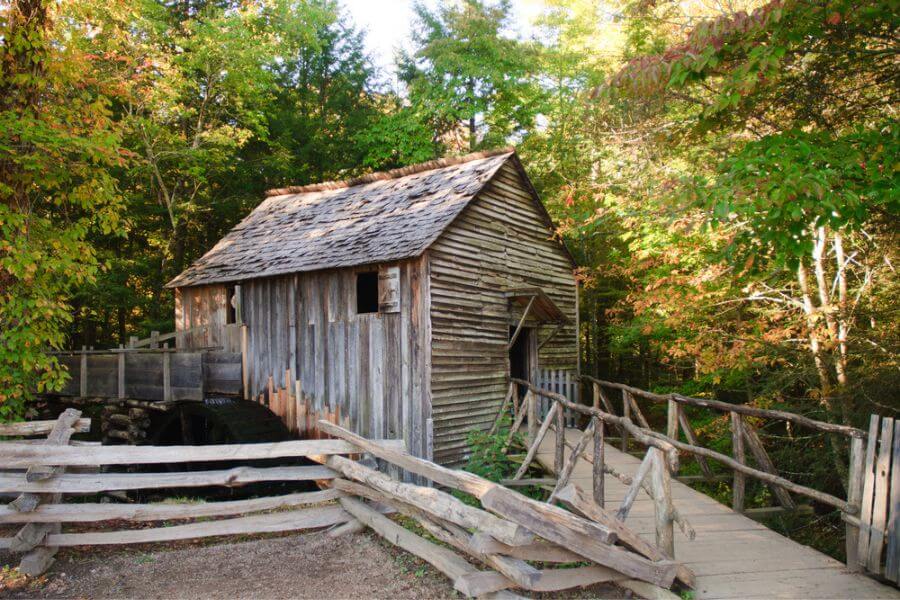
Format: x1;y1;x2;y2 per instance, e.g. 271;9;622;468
1;532;457;599
1;529;630;599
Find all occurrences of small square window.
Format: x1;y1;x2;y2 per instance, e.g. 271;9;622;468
225;284;237;324
356;272;379;314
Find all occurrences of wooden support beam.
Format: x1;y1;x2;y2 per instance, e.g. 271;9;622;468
649;448;675;558
741;420;796;509
527;388;538;442
554;404;565;474
616;450;654;522
548;420;594;503
731;412;746;513
866;416;894;573
507;295;536;351
845;433;866;571
325;456;533;547
884;420;900;582
0;465;336;494
555;483;694;588
856;415;880;565
117;346;125;399
666;399;678;440
676;409;713;479
626;391;651;430
315;422;679;588
79;347;87;397
502;391;531;453
593;416;605;508
0;490;342;523
469;533;582;564
513;402;558;480
1;439;403;468
0;419;90;438
488;383;515;436
336;479;540;590
46;506;351;547
162;343;172;402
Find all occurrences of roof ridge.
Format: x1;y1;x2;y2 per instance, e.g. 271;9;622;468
264;147;515;197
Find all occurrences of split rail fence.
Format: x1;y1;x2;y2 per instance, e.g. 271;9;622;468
499;374;898;585
0;412;693;598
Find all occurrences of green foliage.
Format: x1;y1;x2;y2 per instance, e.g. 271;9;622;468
702;125;899;266
400;0;544;150
0;0;126;418
460;416;545;503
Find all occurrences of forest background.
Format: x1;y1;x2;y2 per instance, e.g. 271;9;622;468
1;0;897;557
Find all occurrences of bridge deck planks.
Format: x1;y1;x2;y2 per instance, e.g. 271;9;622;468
537;428;900;599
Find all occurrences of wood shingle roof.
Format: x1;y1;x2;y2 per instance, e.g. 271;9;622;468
167;150;514;288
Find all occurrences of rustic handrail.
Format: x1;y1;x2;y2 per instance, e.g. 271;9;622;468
512;378;854;515
510;378;680;472
580;375;865;439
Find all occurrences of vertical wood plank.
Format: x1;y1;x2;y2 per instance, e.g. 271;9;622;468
527;388;538;441
117;346;125;399
593;416;605;508
667;399;679;440
649;448;675;558
857;415;880;567
162;343;171;402
884;420;900;581
554;402;565;474
241;325;249;400
846;434;866;571
867;417;894;573
731;411;745;513
79;346;87;398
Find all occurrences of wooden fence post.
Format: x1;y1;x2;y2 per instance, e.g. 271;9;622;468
528;389;538;442
162;343;172;402
79;346;87;398
845;434;866;571
731;411;745;513
621;392;630;453
117;345;125;399
667;399;679;440
554;403;565;474
593;416;604;508
241;324;249;400
649;447;675;558
150;330;160;349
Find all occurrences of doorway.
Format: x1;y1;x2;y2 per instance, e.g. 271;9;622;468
508;326;536;385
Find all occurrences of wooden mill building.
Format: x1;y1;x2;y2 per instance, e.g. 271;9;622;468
167;149;578;465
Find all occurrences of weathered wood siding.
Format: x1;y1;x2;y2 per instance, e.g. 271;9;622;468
209;258;432;458
428;161;577;465
174;285;230;349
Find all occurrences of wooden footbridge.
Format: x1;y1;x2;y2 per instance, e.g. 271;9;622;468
506;376;900;599
4;376;900;598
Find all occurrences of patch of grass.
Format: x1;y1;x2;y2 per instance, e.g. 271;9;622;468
455;414;546;505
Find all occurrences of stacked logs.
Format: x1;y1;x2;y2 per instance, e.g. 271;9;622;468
317;420;693;599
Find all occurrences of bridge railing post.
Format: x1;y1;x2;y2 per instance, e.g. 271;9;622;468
649;447;676;558
845;434;865;571
731;411;746;513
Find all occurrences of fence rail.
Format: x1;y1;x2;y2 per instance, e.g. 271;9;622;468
1;412;693;597
501;375;893;582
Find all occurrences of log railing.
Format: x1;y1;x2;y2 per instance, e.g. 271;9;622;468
2;413;694;597
506;375;873;573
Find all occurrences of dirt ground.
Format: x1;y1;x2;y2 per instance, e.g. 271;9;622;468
0;530;629;599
